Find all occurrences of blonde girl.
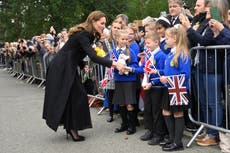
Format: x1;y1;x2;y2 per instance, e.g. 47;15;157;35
112;29;138;135
160;24;191;151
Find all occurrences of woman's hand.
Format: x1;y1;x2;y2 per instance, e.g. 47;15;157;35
209;19;224;31
209;19;224;37
123;66;132;72
112;61;124;71
179;14;191;30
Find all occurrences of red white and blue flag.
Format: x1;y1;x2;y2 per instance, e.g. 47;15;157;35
144;59;153;73
99;78;109;88
167;74;189;106
144;49;151;58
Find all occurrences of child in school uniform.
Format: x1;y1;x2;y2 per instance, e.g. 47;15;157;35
131;32;168;145
103;21;122;122
112;29;138;135
125;25;141;126
160;24;191;151
155;16;172;55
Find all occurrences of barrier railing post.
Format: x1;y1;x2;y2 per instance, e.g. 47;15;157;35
186;123;205;148
187;45;230;148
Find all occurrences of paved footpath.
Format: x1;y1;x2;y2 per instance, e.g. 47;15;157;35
0;69;221;153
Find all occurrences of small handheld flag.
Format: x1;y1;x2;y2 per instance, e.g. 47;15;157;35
167;74;189;106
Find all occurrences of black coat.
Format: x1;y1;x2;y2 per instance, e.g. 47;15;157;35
43;30;112;131
187;26;225;74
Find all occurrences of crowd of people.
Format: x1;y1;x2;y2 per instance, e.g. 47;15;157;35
1;0;230;152
0;26;68;75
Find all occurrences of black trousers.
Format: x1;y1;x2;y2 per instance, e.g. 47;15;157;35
144;87;168;137
107;89;114;117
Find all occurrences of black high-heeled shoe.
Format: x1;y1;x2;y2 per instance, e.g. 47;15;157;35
66;130;85;142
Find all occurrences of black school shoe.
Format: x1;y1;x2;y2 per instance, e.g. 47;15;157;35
140;130;153;141
107;116;113;122
162;142;184;151
126;127;136;135
148;137;163;145
114;125;128;133
159;137;171;146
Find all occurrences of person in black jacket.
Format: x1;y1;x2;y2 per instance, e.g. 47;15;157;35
186;0;210;132
180;0;229;146
42;10;123;142
167;0;193;26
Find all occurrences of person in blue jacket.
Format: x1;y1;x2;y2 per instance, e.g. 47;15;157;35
131;32;168;145
155;16;172;55
160;25;191;151
112;29;138;135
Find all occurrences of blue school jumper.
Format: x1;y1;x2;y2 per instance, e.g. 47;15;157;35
163;48;191;90
113;48;138;81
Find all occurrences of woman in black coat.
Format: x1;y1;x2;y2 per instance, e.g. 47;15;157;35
42;10;123;141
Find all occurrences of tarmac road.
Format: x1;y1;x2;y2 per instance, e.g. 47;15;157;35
0;69;221;153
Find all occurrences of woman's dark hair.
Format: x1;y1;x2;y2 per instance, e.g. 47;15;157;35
68;10;107;37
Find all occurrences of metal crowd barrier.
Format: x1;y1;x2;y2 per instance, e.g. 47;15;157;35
85;63;106;111
4;52;106;114
187;45;230;147
9;54;46;88
0;53;6;68
75;58;107;114
7;53;106;100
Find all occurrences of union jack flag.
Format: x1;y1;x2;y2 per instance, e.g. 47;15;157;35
144;49;151;57
144;59;154;73
167;74;189;106
99;78;109;88
139;56;145;66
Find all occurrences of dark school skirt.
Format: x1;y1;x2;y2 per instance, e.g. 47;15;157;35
112;81;137;105
161;87;191;112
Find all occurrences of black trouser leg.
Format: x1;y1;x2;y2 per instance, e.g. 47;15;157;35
150;89;168;137
108;90;114;118
164;115;175;143
174;117;184;145
109;102;114;117
143;90;153;130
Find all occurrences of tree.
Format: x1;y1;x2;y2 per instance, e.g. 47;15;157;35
125;0;168;21
1;0;230;42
